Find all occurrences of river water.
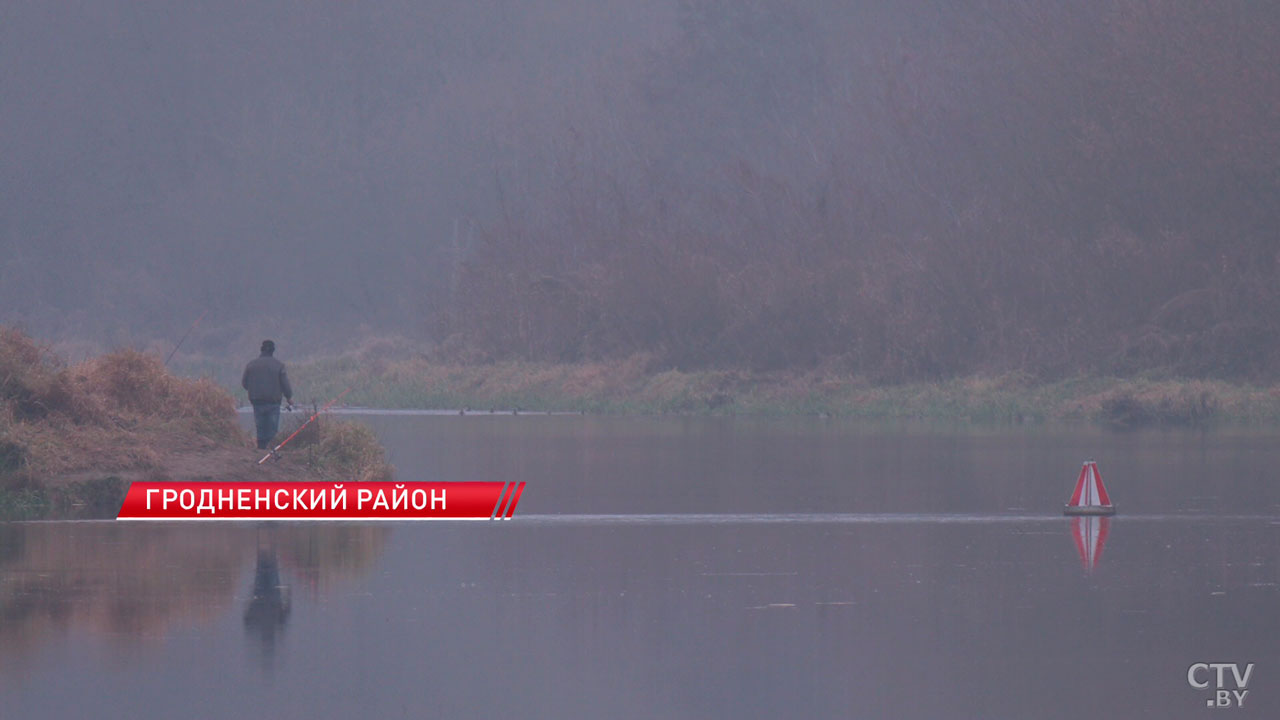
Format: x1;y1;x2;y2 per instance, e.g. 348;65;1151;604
3;415;1279;718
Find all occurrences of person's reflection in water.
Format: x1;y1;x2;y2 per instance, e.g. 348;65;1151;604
244;546;291;664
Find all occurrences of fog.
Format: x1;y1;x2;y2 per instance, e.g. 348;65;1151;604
4;1;1278;378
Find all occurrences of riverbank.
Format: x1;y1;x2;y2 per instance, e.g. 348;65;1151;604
0;328;393;518
275;348;1280;427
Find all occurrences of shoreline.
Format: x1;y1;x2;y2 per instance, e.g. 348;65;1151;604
255;356;1280;428
245;404;1280;433
0;328;394;519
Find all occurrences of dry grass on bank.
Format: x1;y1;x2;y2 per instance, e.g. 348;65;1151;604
1;326;240;484
274;411;394;483
1;327;392;487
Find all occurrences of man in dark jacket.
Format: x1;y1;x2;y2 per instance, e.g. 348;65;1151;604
242;340;294;450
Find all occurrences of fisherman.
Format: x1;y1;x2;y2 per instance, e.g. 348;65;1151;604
242;340;294;450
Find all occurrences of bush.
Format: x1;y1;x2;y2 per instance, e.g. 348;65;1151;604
278;413;394;482
1100;386;1220;428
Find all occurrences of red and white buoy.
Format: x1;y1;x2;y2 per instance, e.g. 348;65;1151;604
1064;460;1116;516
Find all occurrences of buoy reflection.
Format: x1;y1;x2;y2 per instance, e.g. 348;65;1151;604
1071;515;1110;573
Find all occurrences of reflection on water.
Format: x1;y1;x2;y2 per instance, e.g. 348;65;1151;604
244;540;291;662
3;417;1280;718
0;523;386;679
1071;516;1110;572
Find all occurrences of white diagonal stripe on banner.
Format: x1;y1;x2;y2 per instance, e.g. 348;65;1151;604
490;479;512;521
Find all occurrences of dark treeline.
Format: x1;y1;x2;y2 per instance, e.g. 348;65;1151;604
4;2;1279;379
437;0;1280;379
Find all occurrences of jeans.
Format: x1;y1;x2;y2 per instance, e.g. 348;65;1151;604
252;403;282;450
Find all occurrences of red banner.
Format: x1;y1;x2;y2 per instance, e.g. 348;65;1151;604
116;481;526;520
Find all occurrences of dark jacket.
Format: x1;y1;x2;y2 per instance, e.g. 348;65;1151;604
242;353;293;405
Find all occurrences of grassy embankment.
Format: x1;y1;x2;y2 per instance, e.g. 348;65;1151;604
0;327;392;519
272;340;1280;427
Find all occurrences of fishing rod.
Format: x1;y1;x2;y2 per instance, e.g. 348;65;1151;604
164;310;208;366
258;387;352;464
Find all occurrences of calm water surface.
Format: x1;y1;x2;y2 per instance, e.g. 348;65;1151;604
3;416;1279;718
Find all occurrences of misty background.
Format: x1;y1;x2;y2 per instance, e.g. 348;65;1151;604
3;1;1278;379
